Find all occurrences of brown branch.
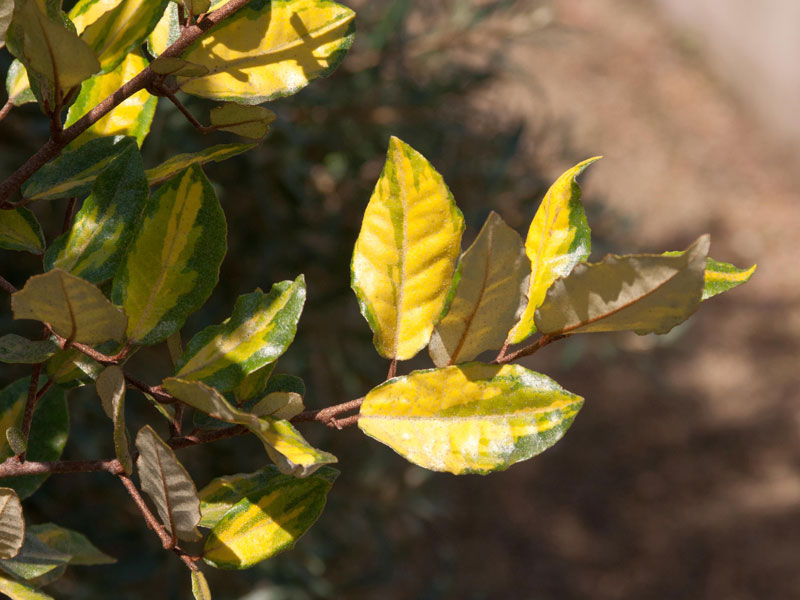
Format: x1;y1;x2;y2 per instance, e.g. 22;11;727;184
162;89;212;133
0;100;12;123
293;398;363;426
18;363;42;461
0;457;123;477
387;359;397;379
0;274;17;295
493;334;567;364
61;197;78;234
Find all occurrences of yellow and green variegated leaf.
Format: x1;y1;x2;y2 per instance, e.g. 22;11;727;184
359;363;583;475
64;51;157;147
0;378;68;499
209;103;276;139
146;1;179;57
135;425;202;542
44;142;148;283
13;269;127;344
429;211;528;367
0;573;54;599
27;523;115;566
176;277;306;392
0;529;71;582
0;334;59;364
68;0;119;35
351;136;465;360
163;378;336;477
535;235;709;336
184;0;210;18
233;362;275;403
5;60;35;105
0;488;24;559
22;136;137;201
507;157;600;344
203;466;337;569
145;143;257;187
112;166;226;345
252;392;303;420
96;366;132;473
703;257;756;300
164;0;355;104
191;570;211;600
0;207;45;254
150;56;208;77
45;346;101;388
79;0;170;73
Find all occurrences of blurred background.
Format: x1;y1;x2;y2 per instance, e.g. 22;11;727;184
1;0;799;598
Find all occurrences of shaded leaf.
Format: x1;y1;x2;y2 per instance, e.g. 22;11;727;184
0;0;13;48
12;269;127;344
5;60;35;105
209;103;275;139
191;570;212;600
0;488;24;559
5;427;25;456
0;573;54;599
96;366;132;474
0;530;69;581
28;523;115;566
176;278;305;392
45;345;101;387
184;0;210;17
150;56;208;77
233;362;275;403
112;166;226;345
144;143;257;187
0;335;59;364
0;207;45;254
359;363;583;475
252;392;303;420
166;331;183;370
351;136;464;360
203;466;337;569
430;211;528;366
508;157;599;344
535;235;710;336
135;425;201;542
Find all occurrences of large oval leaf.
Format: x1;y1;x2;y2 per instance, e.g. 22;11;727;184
351;136;464;360
203;466;337;569
0;488;24;559
176;277;306;392
507;158;599;344
429;211;528;366
0;207;45;255
112;166;226;345
535;235;709;336
359;363;583;475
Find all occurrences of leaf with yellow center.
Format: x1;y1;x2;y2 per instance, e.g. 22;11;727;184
0;207;45;254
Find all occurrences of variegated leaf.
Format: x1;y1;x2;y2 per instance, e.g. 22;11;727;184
0;207;45;254
251;392;303;420
0;335;59;364
0;488;24;559
198;466;291;528
352;136;464;360
359;363;583;475
95;366;132;474
112;166;226;345
191;570;212;600
209;103;276;139
45;346;101;388
5;60;35;105
0;0;12;49
233;362;275;403
27;523;114;566
0;573;54;599
703;257;756;300
144;143;257;187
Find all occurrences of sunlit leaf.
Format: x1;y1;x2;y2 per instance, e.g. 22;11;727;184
0;573;54;599
150;56;208;77
176;278;305;392
0;335;59;364
184;0;210;17
251;392;303;420
67;0;120;34
27;523;115;565
352;136;464;360
198;466;288;528
5;60;35;105
135;425;202;542
507;157;599;344
430;211;528;366
202;466;337;569
13;269;127;344
535;235;710;336
233;362;275;403
702;257;756;300
0;488;24;559
112;166;226;345
191;570;212;600
96;366;132;474
144;143;257;187
146;1;179;58
209;103;276;139
0;207;44;254
64;51;157;147
359;363;583;475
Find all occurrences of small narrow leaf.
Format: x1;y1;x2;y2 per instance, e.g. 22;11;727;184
233;362;275;403
508;157;600;344
45;346;101;388
191;570;212;600
144;143;256;187
430;211;528;366
135;425;202;542
0;207;45;254
0;488;24;559
351;136;465;360
209;103;276;139
27;523;115;566
203;467;338;569
96;366;132;474
251;392;303;420
166;331;183;370
0;573;54;599
184;0;210;17
112;166;226;345
0;335;59;364
0;532;70;581
176;278;306;392
535;235;710;336
703;257;756;300
5;427;25;456
359;363;583;475
12;269;127;344
44;142;149;283
150;56;208;77
5;60;35;105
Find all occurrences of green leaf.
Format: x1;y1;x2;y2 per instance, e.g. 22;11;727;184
96;366;132;474
202;466;337;569
5;60;35;105
359;363;583;475
176;278;306;392
135;425;202;542
45;345;101;388
44;143;148;284
507;157;599;344
233;362;275;403
0;573;54;599
209;103;276;139
112;166;226;345
0;488;24;559
0;530;70;581
5;427;25;456
144;143;257;187
429;211;528;366
0;378;69;499
702;257;756;300
163;378;336;477
152;0;355;103
535;235;710;336
64;51;157;147
79;0;170;73
251;392;303;420
22;136;137;201
0;207;45;254
191;570;212;600
27;523;115;565
351;136;465;360
12;269;127;344
184;0;210;17
198;466;289;528
0;335;59;364
150;56;208;77
166;331;183;369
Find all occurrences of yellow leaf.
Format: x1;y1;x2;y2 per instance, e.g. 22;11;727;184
209;103;276;139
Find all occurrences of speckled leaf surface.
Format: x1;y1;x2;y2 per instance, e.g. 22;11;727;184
0;488;23;559
352;136;464;360
702;257;756;300
0;529;70;582
199;466;290;528
359;363;583;475
0;573;54;599
5;60;35;105
191;570;211;600
429;211;528;366
145;143;257;187
508;158;599;344
112;166;226;345
0;207;45;254
28;523;114;565
96;366;132;473
0;335;59;364
176;278;305;392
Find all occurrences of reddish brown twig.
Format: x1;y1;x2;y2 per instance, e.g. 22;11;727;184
0;457;124;477
493;334;567;364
